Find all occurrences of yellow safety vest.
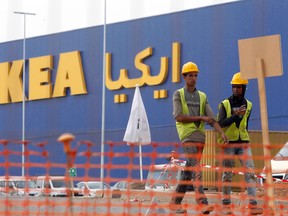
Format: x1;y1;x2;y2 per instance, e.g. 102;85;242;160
219;99;252;143
176;88;206;141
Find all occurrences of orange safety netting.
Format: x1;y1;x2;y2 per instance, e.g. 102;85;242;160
0;135;288;216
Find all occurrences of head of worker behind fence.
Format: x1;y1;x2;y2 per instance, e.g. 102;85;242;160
230;72;248;98
182;61;199;88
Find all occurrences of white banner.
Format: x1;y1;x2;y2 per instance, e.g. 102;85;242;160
123;85;151;145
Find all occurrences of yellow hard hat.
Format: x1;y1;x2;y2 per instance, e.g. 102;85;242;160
230;72;248;85
182;62;199;74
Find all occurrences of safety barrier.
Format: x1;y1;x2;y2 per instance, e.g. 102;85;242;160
0;133;288;215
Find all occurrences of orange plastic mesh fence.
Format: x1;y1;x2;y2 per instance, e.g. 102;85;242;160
0;137;288;216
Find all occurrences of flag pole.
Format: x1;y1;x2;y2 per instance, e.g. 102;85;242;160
139;142;143;181
13;11;36;177
136;87;143;181
138;123;143;181
123;84;151;182
100;0;107;191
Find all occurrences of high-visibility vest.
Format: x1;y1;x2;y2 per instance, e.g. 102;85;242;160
219;99;252;142
176;88;206;141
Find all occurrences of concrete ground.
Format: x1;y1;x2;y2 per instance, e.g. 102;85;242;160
141;191;288;216
0;190;287;215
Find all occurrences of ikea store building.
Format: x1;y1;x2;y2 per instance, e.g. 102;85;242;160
0;0;287;181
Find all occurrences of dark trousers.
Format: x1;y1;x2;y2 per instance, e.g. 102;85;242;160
172;142;209;205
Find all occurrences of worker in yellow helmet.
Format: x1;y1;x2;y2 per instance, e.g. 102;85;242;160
170;62;228;214
217;72;263;215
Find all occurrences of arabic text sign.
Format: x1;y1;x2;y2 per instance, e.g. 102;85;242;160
238;34;283;79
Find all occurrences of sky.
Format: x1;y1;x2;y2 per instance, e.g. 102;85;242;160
0;0;240;43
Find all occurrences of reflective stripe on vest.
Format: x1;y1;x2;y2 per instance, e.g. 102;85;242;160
220;99;252;142
176;88;206;141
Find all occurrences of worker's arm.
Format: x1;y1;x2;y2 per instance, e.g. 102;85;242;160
218;103;239;127
212;120;229;144
175;115;214;123
205;103;229;144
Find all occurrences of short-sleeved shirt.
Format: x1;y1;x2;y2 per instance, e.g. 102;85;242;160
173;87;215;143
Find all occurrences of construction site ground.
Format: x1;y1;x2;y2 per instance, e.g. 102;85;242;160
0;183;287;216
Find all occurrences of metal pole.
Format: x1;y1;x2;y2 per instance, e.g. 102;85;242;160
100;0;107;190
13;11;36;176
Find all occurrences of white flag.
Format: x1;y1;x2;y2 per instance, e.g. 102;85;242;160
123;85;151;145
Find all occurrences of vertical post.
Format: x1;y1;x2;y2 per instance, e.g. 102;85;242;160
57;133;75;213
100;0;107;192
139;139;143;181
137;104;143;181
256;58;275;213
13;11;36;177
22;14;27;177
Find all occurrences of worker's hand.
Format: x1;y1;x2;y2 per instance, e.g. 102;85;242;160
202;117;216;125
220;133;229;147
235;105;246;117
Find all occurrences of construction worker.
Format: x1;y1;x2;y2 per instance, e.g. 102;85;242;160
170;62;228;214
218;72;263;215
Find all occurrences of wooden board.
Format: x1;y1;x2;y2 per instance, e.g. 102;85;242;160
238;34;283;79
